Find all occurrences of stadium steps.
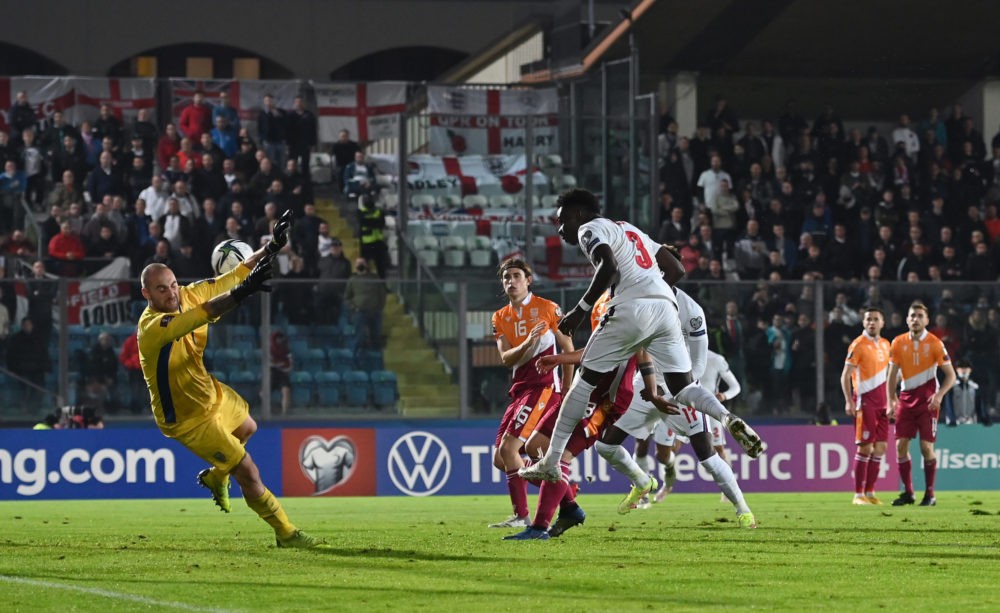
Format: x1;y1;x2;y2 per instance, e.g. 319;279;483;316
314;197;361;263
382;293;460;417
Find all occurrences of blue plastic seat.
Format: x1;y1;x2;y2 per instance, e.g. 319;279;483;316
314;371;342;406
327;348;355;371
341;370;370;406
289;371;315;407
370;370;398;409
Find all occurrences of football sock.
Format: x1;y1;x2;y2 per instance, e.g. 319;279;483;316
898;457;913;494
246;488;296;539
634;451;655;474
853;453;870;494
505;469;530;518
674;381;730;423
595;441;650;488
702;453;750;515
521;459;542;488
923;458;937;497
533;462;572;529
865;454;882;494
544;376;596;465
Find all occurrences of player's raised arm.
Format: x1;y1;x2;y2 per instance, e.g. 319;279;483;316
241;209;293;269
656;244;686;287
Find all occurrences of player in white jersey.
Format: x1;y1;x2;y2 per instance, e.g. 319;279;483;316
652;349;742;503
521;188;763;485
597;290;755;527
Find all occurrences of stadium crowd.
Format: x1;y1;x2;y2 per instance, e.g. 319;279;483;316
655;98;1000;420
0;87;998;421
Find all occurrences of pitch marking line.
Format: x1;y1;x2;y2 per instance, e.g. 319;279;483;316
0;575;240;612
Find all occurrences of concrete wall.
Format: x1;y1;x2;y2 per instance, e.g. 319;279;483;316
0;0;622;79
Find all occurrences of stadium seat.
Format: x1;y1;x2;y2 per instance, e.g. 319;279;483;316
227;324;257;346
462;194;488;208
410;194;436;209
342;370;371;406
327;348;355;371
288;338;310;357
356;349;384;372
556;174;577;190
488;194;515;209
414;235;441;267
298;348;327;372
314;371;342;406
214;348;244;372
228;370;259;405
214;370;228;383
289;371;315;407
313;325;341;347
468;236;493;267
437;194;461;208
516;194;540;208
441;235;467;267
381;192;400;209
541;194;559;208
370;370;398;409
231;340;255;354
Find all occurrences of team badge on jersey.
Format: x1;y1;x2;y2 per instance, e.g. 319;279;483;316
689;316;703;330
160;315;174;327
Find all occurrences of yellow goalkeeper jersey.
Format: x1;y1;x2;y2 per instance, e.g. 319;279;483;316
137;265;250;435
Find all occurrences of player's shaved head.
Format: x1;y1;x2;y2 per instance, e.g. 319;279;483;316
141;263;169;289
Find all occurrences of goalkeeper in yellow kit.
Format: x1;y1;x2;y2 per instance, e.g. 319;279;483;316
138;210;324;548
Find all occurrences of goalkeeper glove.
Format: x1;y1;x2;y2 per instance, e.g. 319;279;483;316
265;209;293;256
230;255;274;303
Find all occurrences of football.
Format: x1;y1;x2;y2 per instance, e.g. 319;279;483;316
210;239;254;275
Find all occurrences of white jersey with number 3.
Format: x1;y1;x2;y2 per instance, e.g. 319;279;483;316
577;218;675;308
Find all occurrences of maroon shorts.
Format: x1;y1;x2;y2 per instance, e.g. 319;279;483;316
895;405;938;442
495;387;560;447
855;403;889;445
533;397;620;457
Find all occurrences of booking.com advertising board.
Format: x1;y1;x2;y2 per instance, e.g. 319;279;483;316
1;425;998;500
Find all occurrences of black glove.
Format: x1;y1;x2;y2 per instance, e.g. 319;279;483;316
230;256;275;303
265;209;293;256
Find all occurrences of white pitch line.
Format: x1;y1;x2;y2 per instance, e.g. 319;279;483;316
0;575;239;612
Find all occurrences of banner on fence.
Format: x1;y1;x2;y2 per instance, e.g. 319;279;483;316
168;78;301;142
312;81;407;145
0;77;156;132
407;153;548;197
4;423;996;500
63;257;132;327
427;86;559;155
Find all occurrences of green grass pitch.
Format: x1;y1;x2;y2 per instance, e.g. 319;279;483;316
2;492;999;611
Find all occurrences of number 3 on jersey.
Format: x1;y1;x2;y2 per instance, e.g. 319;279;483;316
625;230;653;269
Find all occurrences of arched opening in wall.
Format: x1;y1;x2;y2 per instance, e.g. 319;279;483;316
329;47;467;82
107;43;294;79
0;43;67;75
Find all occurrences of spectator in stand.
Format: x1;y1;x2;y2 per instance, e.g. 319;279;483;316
707;178;739;257
144;237;173;269
930;313;962;361
270;330;293;415
343;150;378;198
211;115;238;158
253;202;281;247
280;255;314;325
139;174;170;221
52;135;89;191
705;95;740;136
82;331;119;412
358;195;389;278
824;223;856;279
286;95;317;173
173;242;202;279
38;205;63;253
948;358;991;426
345;257;387;359
1;229;35;259
292;202;324;277
249;157;281;213
124;155;152;203
63;201;85;235
129;108;158;157
658;205;689;245
221;158;238;190
193;198;225;262
964;241;996;281
331;129;361;190
284;158;311;214
766;313;792;413
48;221;87;276
677;234;705;273
212;90;240;132
891;114;920;163
158;197;193;253
176;137;200;172
258;94;286;168
790;313;817;413
228;201;253;238
157;123;180;172
170;181;200;219
86;151;124;203
8;91;36;146
733;219;768;278
86;224;123;258
20;128;45;208
6;317;48;407
234;137;259;183
0;160;26;235
193;153;227;203
93;104;123;148
215;216;248;247
179;91;212;143
198;132;224;168
162;155;185;186
118;331;145;413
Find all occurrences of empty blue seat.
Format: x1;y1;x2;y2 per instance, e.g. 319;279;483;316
370;370;398;408
289;371;315;407
356;349;384;372
228;370;259;405
342;370;370;406
327;348;355;371
214;348;244;372
314;371;342;406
